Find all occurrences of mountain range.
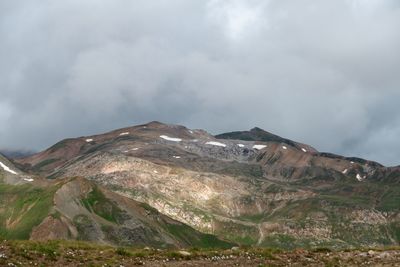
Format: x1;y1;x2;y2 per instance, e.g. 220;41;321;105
1;121;399;249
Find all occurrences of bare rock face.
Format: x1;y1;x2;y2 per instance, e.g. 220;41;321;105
14;121;400;249
30;216;71;241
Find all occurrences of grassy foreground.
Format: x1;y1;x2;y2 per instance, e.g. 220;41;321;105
0;240;399;266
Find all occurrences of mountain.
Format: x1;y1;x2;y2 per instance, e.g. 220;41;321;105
12;121;400;249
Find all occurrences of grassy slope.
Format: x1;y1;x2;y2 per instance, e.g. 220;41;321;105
0;183;57;239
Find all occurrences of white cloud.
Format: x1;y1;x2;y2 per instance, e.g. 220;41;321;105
206;0;268;41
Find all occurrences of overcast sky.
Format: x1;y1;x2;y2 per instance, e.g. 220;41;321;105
1;0;400;166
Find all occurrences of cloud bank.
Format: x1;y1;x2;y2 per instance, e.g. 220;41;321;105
1;0;400;165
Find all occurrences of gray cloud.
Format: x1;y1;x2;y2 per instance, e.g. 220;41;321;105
1;0;400;166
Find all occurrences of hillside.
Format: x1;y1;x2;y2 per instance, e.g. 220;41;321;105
13;121;400;249
1;153;230;248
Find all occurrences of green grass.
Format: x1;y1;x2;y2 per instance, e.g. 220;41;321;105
377;186;400;212
164;223;233;249
32;158;60;171
73;214;95;240
0;183;57;239
81;186;124;224
216;220;259;246
235;213;265;223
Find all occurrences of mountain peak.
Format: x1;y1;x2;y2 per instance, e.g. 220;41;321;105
143;121;166;126
250;127;265;132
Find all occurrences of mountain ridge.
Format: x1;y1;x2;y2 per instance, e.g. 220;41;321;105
3;121;400;249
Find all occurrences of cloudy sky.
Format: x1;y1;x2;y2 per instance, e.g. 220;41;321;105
1;0;400;166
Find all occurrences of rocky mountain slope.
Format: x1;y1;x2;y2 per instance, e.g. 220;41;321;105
0;153;230;248
13;121;400;249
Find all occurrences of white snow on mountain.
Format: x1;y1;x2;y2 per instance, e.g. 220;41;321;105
160;135;182;142
206;141;227;147
0;161;17;175
253;145;267;150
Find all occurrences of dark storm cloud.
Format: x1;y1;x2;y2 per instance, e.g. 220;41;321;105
1;0;400;165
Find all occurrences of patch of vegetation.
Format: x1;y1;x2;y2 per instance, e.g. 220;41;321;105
0;183;57;239
73;214;96;241
216;220;259;246
32;158;60;171
81;186;125;224
11;240;60;261
377;186;400;212
235;213;265;223
164;223;233;249
390;223;400;243
115;247;132;256
50;210;62;219
216;163;264;178
139;202;159;213
83;143;110;155
260;234;299;249
264;183;284;193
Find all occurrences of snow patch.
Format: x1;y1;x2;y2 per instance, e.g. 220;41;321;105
160;135;182;142
189;130;194;134
282;146;287;150
253;145;267;150
356;174;365;181
24;178;34;182
85;139;93;143
350;161;355;164
342;169;348;174
206;141;227;147
237;144;245;148
301;148;307;153
0;161;17;175
119;132;129;136
123;148;139;153
173;156;181;159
